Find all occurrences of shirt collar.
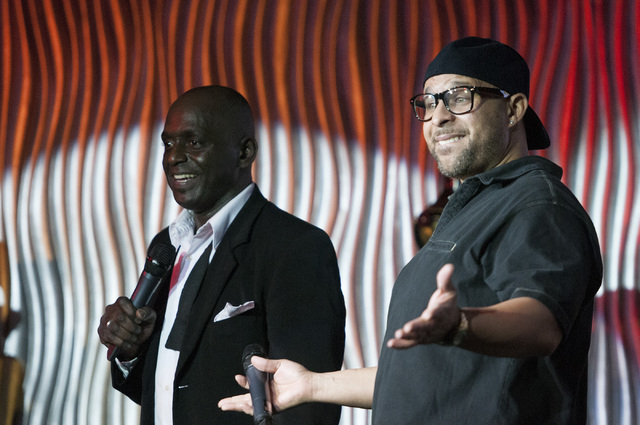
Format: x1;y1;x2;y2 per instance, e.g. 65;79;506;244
168;183;255;251
471;155;563;186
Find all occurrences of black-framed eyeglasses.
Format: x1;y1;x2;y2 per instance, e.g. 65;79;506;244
410;86;510;122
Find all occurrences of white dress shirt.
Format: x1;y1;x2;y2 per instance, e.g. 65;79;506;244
154;183;254;425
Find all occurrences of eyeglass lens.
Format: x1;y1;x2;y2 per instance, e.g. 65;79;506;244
413;87;473;121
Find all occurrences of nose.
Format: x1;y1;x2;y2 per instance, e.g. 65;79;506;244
430;99;454;126
163;141;188;165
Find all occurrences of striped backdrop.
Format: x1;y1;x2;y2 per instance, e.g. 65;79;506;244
1;1;638;424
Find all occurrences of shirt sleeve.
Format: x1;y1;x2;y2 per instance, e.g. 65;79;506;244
482;202;600;337
114;356;139;379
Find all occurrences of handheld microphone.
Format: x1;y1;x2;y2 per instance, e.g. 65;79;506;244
108;242;176;361
242;344;273;425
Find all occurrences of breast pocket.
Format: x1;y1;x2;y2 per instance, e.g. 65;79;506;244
426;240;456;252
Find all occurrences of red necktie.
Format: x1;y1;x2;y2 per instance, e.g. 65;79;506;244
169;252;185;293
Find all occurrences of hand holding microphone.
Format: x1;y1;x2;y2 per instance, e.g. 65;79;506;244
243;344;273;425
220;355;320;418
99;242;176;361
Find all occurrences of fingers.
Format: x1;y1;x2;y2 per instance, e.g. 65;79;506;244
100;299;138;336
136;306;155;324
387;333;419;349
251;356;280;373
98;297;156;358
115;296;137;316
386;264;458;350
222;357;312;416
217;373;258;415
387;317;422;349
234;374;249;390
218;393;254;415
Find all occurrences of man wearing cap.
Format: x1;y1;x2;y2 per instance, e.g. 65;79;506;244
219;37;603;424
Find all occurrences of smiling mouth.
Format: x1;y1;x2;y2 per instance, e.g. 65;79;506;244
173;173;197;182
437;135;464;145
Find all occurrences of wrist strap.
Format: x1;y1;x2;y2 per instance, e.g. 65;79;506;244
439;310;468;346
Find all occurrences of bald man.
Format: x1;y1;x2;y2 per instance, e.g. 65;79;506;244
98;86;346;424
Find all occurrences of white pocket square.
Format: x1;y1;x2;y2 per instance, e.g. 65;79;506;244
214;301;255;322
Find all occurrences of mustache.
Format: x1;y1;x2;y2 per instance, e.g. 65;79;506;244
432;128;467;138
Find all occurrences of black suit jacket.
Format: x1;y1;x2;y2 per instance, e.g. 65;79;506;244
112;187;346;424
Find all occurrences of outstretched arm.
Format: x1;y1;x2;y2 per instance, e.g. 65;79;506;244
218;357;377;415
387;264;563;357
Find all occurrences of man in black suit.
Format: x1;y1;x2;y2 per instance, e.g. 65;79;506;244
97;85;346;424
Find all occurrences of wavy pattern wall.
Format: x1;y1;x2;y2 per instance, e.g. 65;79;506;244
1;1;638;424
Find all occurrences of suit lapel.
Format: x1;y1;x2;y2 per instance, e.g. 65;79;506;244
175;188;268;375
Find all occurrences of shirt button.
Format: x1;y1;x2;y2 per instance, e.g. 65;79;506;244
165;385;170;392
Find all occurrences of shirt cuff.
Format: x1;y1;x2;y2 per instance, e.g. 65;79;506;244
114;356;139;378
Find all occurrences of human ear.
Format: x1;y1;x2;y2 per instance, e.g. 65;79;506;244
508;93;528;126
238;137;257;167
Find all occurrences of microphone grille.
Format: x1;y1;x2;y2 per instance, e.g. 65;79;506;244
144;242;176;276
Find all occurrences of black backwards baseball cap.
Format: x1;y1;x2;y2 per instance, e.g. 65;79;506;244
423;37;550;150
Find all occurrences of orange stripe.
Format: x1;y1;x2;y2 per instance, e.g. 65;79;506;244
155;2;171;109
25;0;48;171
515;0;529;52
0;0;9;327
497;0;509;42
74;0;93;202
311;0;330;134
273;1;295;211
92;0;119;272
167;0;182;98
292;1;318;220
215;0;230;86
139;0;167;235
346;0;367;367
322;0;345;235
387;2;403;160
367;0;386;351
10;0;31;205
111;0;140;260
0;0;13;194
348;0;367;152
466;0;478;35
58;0;80;155
184;0;202;89
556;0;581;172
234;0;253;99
404;2;426;206
38;0;69;259
201;0;217;86
579;0;599;206
369;0;387;156
443;1;459;40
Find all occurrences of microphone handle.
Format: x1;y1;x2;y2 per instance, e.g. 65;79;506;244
107;342;121;361
130;270;166;308
107;271;164;361
246;364;272;424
